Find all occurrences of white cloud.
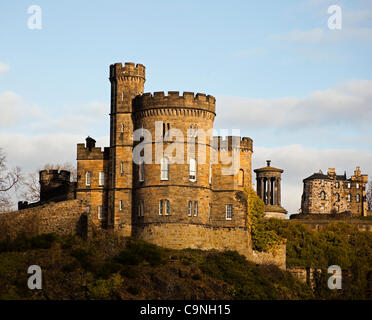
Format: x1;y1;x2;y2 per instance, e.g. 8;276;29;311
215;80;372;131
0;62;10;73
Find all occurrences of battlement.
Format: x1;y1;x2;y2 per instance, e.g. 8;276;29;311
133;91;216;114
109;62;146;81
39;169;71;183
212;136;253;152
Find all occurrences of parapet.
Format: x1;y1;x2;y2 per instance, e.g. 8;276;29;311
109;62;146;81
211;136;253;152
77;143;110;160
39;169;71;184
133;91;216;114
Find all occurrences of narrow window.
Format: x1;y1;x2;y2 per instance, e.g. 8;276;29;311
347;193;352;202
321;204;325;211
86;205;90;213
167;123;170;138
98;205;103;219
99;172;104;186
189;158;197;182
139;163;144;182
336;193;340;202
321;180;324;186
347;182;351;189
121;123;124;133
226;205;233;220
194;201;198;217
119;200;123;211
121;92;124;101
159;200;164;215
86;171;91;186
335;182;339;188
194;125;198;137
238;169;244;187
161;157;169;180
188;200;192;216
209;164;212;185
120;161;124;175
138;201;144;217
356;183;360;189
165;200;170;215
320;191;326;200
162;123;166;138
356;194;360;203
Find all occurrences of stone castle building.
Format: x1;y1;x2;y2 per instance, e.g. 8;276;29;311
300;167;368;216
73;61;263;259
254;161;287;219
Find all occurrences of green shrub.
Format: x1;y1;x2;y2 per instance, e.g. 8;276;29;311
87;273;123;299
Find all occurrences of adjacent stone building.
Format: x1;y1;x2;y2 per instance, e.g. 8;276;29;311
300;167;368;216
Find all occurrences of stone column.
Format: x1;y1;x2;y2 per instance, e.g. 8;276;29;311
267;177;271;205
260;177;264;199
277;178;281;206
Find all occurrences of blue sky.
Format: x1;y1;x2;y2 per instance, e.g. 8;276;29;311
1;0;371;213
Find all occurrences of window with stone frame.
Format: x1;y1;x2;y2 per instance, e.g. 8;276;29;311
119;200;123;211
347;182;351;189
356;183;360;189
98;205;103;219
347;193;352;202
226;204;233;220
159;199;170;215
356;194;361;203
320;191;326;200
189;158;197;182
161;157;169;180
86;171;91;186
194;201;198;216
99;172;104;186
188;200;192;216
335;193;340;202
138;201;144;217
238;169;244;187
139;162;145;182
335;181;340;188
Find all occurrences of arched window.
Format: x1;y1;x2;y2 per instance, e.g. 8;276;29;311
161;157;169;180
320;191;326;200
138;201;144;217
347;193;352;202
238;169;244;187
356;194;360;203
335;193;340;202
189;158;197;181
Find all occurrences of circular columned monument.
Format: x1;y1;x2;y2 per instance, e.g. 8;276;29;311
254;160;287;219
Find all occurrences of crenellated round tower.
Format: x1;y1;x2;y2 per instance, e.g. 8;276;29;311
39;169;72;202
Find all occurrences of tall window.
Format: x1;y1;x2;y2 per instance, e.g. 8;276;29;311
356;183;360;189
189;158;196;182
119;200;123;211
161;157;169;180
335;193;340;202
321;180;324;186
188;201;192;216
226;205;233;220
356;194;361;203
209;164;212;185
121;92;124;101
347;182;351;189
194;201;198;216
321;204;325;211
120;161;124;175
159;200;170;215
320;191;326;200
238;169;244;187
347;193;352;202
335;182;340;188
98;206;103;219
99;172;104;186
86;171;91;186
138;201;144;217
86;206;90;213
121;124;124;133
139;163;144;182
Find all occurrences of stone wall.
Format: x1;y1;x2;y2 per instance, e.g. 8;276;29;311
0;200;87;241
130;222;253;259
251;244;286;270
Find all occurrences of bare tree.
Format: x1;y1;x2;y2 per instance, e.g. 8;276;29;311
0;148;22;212
21;162;77;203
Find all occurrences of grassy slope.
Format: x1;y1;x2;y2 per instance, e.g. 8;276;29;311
0;232;312;300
